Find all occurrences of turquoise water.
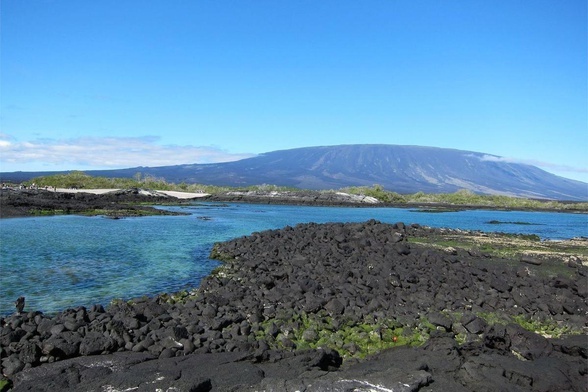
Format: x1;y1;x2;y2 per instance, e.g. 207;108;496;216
1;202;586;315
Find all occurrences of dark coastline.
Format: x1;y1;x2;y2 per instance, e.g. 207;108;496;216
1;188;586;220
0;189;188;219
1;190;587;391
205;190;588;214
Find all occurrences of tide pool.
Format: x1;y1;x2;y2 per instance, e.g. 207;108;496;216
1;202;586;315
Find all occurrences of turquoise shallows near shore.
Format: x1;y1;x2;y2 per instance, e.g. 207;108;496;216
1;202;586;316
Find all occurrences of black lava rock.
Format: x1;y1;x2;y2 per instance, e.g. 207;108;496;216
2;221;587;392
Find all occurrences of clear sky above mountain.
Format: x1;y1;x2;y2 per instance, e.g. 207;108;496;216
1;1;586;182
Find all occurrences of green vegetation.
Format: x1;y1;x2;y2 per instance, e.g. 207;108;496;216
407;236;544;260
344;186;588;212
476;312;583;338
407;189;588;210
25;171;297;194
342;184;406;203
0;379;11;392
408;231;587;279
26;171;190;191
24;174;588;212
108;297;133;307
249;308;584;359
29;209;68;216
109;250;584;361
476;311;516;326
156;289;197;305
511;315;581;338
253;311;433;359
108;290;199;309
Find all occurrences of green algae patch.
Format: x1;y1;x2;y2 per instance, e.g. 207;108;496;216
157;289;199;305
408;230;587;279
254;312;434;359
252;309;585;361
473;312;584;339
209;246;236;263
510;315;584;338
0;379;12;392
29;208;68;216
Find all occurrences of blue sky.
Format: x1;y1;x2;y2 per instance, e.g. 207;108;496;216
1;0;587;182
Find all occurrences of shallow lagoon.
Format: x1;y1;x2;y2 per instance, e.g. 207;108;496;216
1;202;586;315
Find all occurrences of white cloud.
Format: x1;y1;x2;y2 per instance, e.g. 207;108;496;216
0;135;255;171
479;154;587;172
476;154;588;181
478;154;514;163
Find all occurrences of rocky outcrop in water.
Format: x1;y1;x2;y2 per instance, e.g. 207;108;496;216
2;221;586;391
0;188;184;218
205;190;381;206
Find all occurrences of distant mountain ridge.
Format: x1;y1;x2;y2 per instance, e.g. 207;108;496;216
2;144;587;201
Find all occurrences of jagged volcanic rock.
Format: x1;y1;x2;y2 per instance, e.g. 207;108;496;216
2;221;586;391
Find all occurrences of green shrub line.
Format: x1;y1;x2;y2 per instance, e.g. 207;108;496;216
20;171;296;195
343;186;588;211
18;172;588;212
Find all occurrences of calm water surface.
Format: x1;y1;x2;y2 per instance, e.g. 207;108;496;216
1;202;586;315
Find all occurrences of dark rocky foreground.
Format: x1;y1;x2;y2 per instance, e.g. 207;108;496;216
0;188;185;218
1;221;587;391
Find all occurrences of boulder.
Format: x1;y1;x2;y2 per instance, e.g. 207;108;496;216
79;332;116;356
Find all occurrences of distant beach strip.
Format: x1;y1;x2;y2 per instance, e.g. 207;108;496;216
53;188;210;199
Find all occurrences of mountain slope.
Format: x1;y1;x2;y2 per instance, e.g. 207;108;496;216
2;145;587;200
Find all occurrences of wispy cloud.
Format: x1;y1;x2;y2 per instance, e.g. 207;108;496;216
0;135;255;170
478;154;588;175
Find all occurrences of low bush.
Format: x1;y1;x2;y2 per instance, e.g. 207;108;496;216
25;173;588;211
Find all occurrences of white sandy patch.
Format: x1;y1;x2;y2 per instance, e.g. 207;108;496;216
54;188;120;194
53;188;209;199
156;190;209;199
335;192;380;204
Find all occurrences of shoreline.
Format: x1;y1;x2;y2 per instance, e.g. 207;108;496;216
210;196;588;214
0;188;206;219
204;190;588;214
51;188;210;199
1;188;586;219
